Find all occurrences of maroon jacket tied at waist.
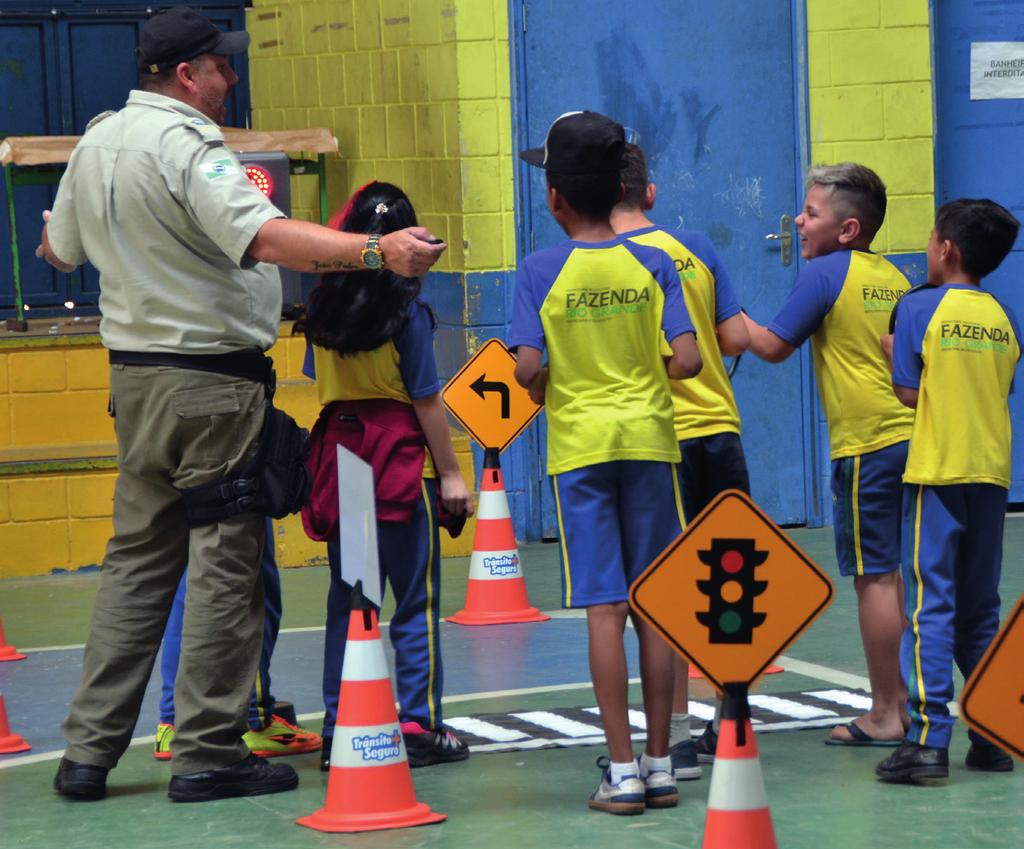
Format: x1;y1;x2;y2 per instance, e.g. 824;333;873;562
301;398;465;541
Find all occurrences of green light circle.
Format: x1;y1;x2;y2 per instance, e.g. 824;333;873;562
719;610;742;634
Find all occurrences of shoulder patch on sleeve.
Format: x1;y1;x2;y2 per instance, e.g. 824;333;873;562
85;110;117;131
198;157;240;181
182;117;225;144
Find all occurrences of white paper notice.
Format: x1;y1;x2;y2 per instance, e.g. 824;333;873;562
971;42;1024;100
336;445;381;607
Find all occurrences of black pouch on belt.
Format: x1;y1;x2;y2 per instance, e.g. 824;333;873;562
179;401;312;527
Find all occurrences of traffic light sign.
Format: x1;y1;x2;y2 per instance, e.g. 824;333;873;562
696;538;767;644
629;490;833;690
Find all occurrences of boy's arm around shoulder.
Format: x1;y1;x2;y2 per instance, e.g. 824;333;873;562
742;312;795;362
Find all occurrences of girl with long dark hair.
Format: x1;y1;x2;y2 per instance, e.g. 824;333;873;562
299;181;474;769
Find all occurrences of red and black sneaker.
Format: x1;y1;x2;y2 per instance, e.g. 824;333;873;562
401;722;470;767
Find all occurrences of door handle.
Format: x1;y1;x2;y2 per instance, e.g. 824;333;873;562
764;214;794;267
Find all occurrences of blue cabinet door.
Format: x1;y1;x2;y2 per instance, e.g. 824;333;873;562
934;5;1024;500
511;0;814;532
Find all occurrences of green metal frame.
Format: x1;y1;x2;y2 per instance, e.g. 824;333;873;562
4;152;330;320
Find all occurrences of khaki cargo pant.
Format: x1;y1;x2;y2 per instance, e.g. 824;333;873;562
62;364;266;775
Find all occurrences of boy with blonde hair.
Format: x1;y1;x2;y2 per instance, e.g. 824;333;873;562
743;163;913;746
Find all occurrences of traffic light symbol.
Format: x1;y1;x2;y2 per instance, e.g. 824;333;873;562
696;538;767;644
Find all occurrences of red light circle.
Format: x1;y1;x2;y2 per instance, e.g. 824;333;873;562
721;550;744;573
245;165;273;196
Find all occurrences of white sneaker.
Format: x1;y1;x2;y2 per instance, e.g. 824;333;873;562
588;757;645;815
640;754;679;808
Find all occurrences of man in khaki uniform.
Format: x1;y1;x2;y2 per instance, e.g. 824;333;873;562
38;6;445;803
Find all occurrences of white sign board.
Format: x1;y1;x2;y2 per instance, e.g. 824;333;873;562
336;445;381;607
971;42;1024;101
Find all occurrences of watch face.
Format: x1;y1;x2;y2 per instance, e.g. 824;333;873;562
362;248;383;269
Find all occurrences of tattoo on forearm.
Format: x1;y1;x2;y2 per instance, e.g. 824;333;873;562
311;259;360;271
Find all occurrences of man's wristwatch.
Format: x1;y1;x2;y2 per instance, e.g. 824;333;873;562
360;234;384;270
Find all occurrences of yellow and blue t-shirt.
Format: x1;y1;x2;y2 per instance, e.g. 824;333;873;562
622;225;742;440
509;236;695;476
768;249;915;460
302;299;440;475
892;284;1022;488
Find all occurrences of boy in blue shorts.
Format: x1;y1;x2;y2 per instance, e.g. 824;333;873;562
510;111;701;815
611;142;751;776
876;199;1020;783
743;163;914;745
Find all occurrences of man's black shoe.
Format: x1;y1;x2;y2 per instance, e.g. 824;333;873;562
875;741;948;784
53;757;108;800
168;754;298;802
320;736;332;772
403;725;469;768
965;743;1014;773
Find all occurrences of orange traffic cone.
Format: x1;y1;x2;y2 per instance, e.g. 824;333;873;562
0;691;31;754
297;588;446;833
703;685;776;849
448;449;549;625
0;614;26;662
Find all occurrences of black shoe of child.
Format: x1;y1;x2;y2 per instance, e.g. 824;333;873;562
403;725;469;767
695;723;717;764
875;742;948;784
965;742;1014;773
320;735;332;772
53;757;109;801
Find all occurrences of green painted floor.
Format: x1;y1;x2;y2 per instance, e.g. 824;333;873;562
2;524;1022;849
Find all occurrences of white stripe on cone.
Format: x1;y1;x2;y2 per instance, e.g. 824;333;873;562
467;548;523;581
330;722;408;769
477;489;512;519
340;638;389;682
707;757;769;811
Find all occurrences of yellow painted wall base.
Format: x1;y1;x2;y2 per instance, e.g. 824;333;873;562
0;330;476;579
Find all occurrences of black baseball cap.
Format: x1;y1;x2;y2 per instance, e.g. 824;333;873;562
519;111;625;175
136;6;250;73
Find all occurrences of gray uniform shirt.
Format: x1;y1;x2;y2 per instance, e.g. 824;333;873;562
47;90;284;353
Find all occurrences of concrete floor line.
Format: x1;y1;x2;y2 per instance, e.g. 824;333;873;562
17;608;581;653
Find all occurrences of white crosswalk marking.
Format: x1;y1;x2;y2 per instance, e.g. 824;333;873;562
444;716;529;742
511;711;604;737
805;689;873;711
583;706;647;729
687;701;716;721
748;695;839;719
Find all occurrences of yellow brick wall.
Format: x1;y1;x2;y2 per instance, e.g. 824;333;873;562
247;0;516;272
806;0;934;253
0;331;474;578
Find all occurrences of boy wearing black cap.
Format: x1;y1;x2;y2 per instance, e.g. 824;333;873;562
510;111;702;814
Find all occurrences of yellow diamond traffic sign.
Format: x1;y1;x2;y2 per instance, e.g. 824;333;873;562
960;594;1024;759
630;490;833;690
442;338;542;452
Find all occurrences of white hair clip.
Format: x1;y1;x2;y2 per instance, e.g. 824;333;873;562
375;202;389;215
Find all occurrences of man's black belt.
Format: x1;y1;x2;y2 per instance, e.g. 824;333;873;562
108;348;274;389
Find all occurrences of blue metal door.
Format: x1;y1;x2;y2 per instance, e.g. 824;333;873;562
934;3;1024;500
512;0;814;534
1;2;251;318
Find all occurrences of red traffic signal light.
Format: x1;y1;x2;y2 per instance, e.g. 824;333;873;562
244;164;274;196
696;538;767;644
